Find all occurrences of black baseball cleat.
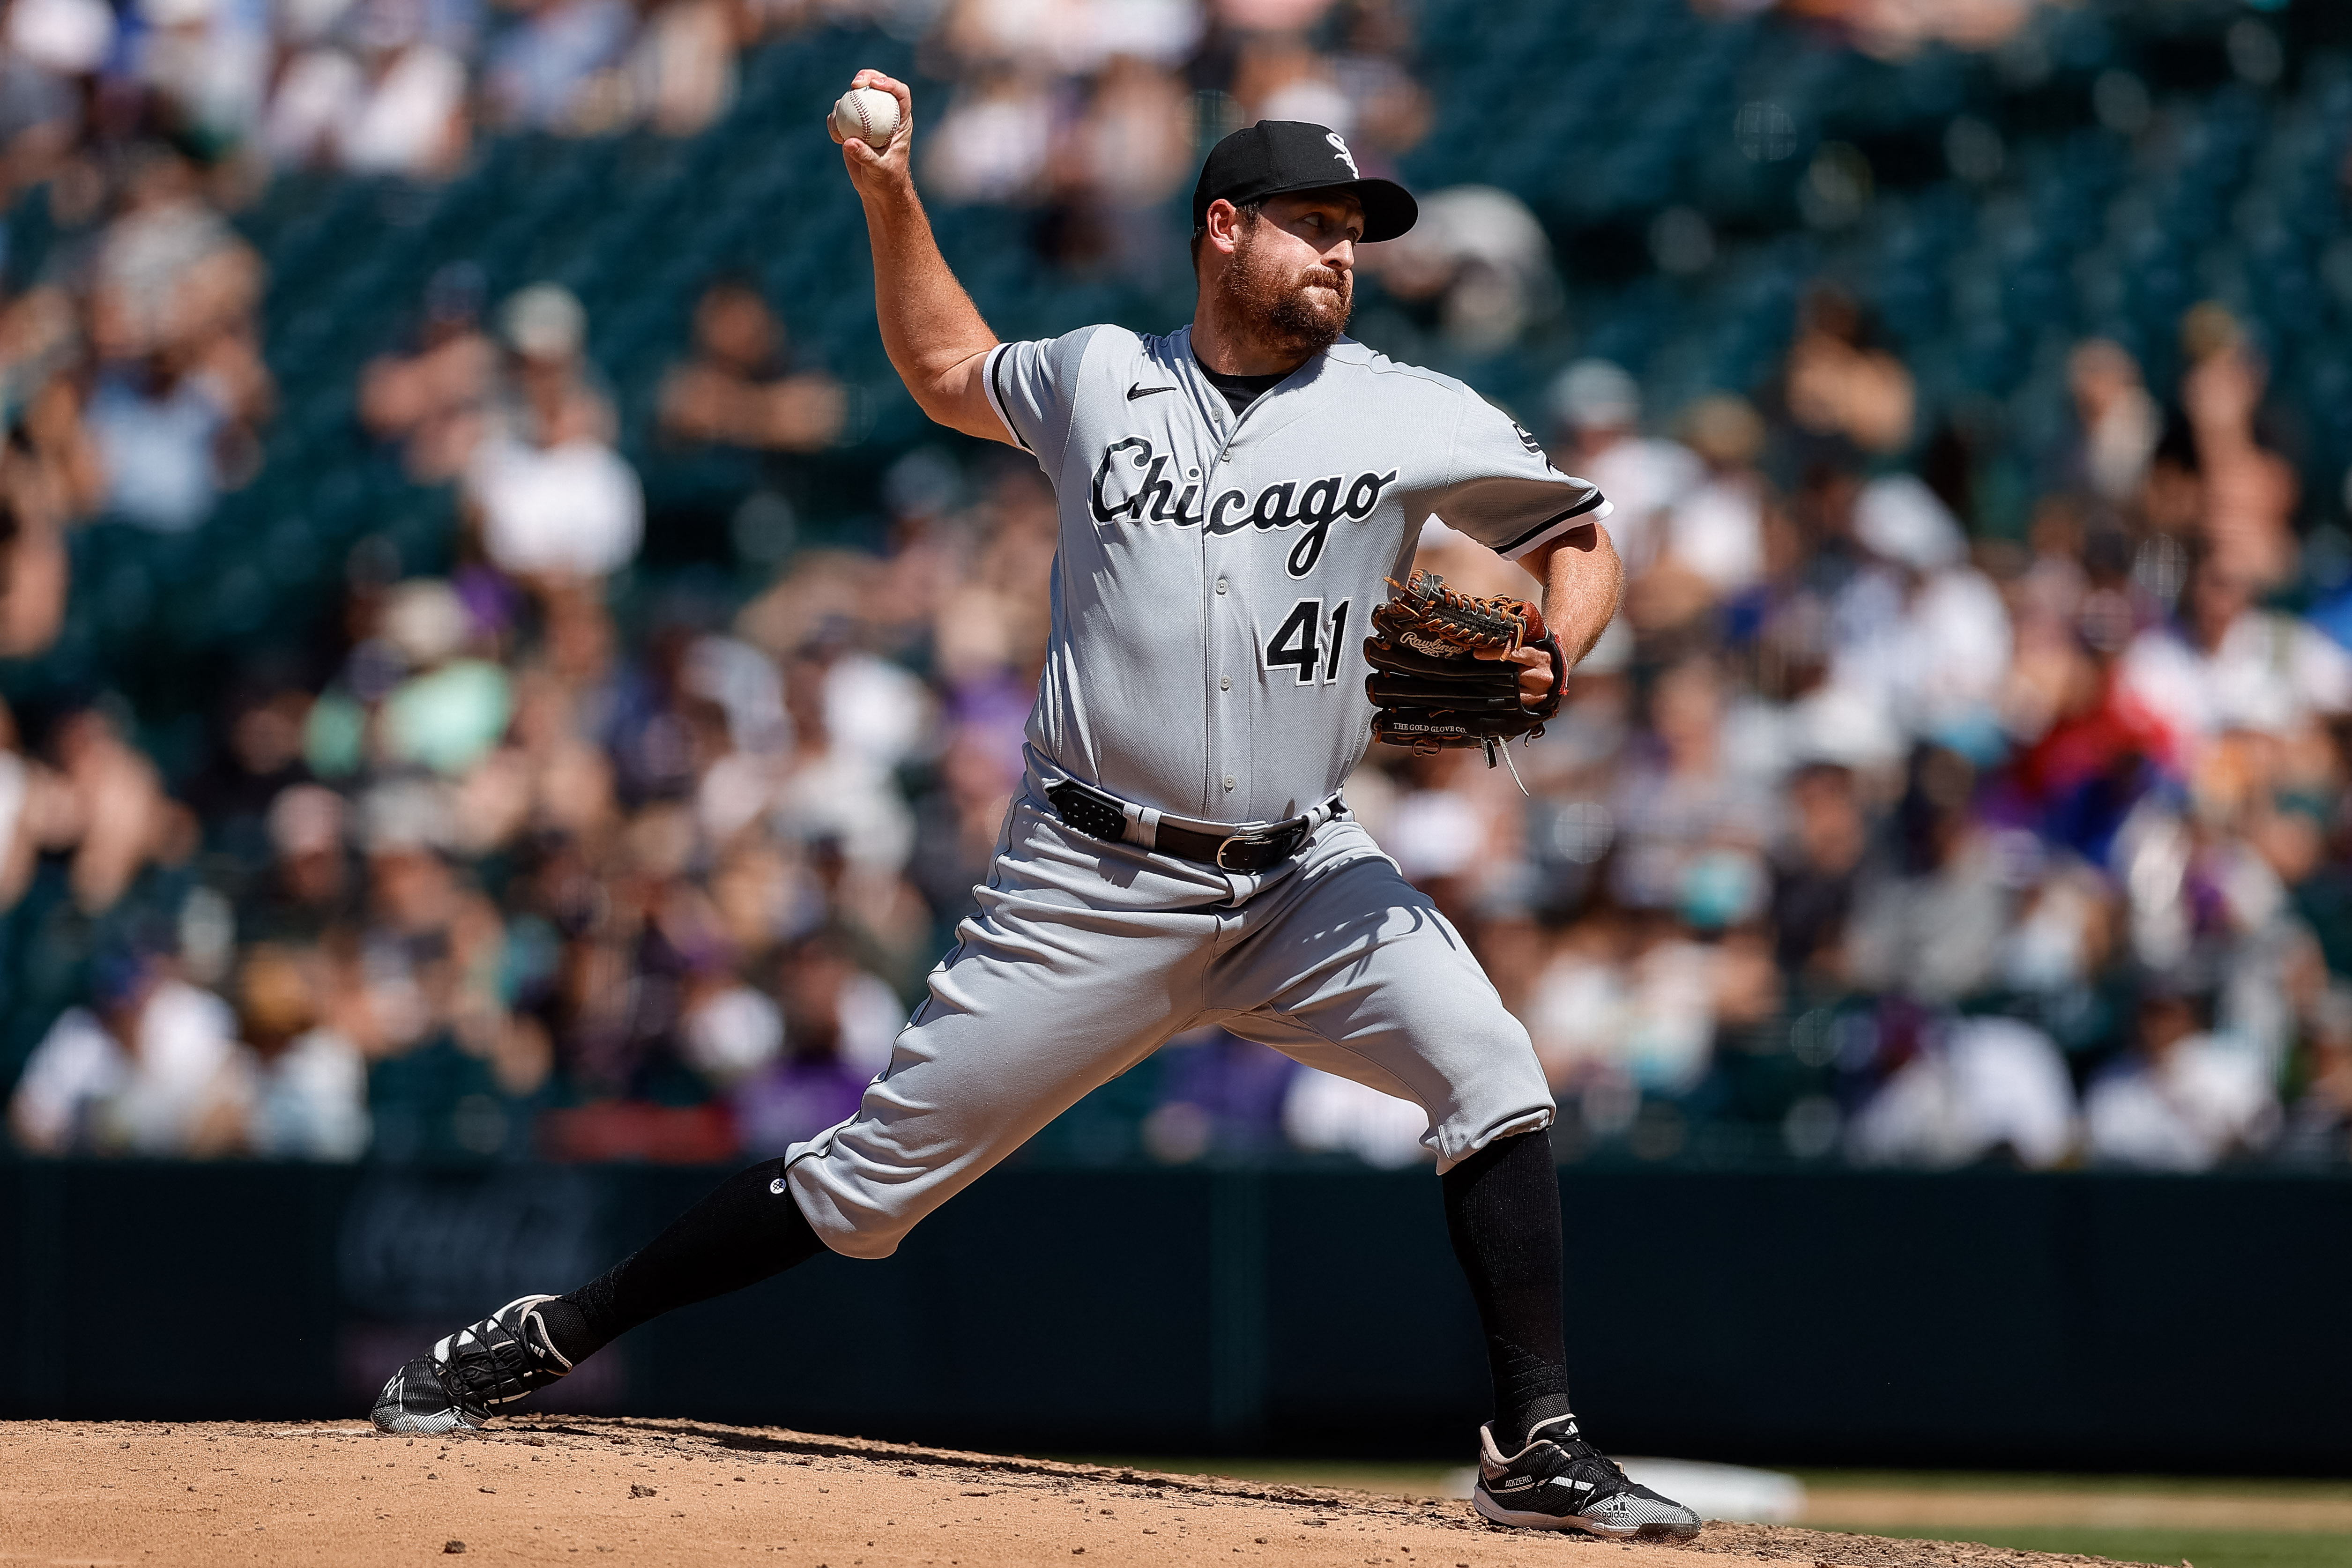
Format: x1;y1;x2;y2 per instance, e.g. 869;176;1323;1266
1472;1414;1703;1539
371;1294;575;1435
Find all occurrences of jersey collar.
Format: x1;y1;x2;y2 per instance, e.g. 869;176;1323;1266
1165;325;1349;448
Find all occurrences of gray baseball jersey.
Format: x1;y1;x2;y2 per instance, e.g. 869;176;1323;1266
982;325;1609;822
780;324;1603;1258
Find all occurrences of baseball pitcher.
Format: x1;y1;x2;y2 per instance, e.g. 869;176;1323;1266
372;71;1700;1540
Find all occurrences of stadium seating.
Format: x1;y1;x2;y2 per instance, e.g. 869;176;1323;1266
9;1;2352;1159
8;5;2348;731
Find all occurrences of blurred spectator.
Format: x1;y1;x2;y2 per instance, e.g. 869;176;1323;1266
1;285;108;518
1846;1014;2077;1169
2061;340;2159;508
231;944;372;1159
361;263;496;482
1608;656;1772;920
1282;1063;1431;1167
2084;987;2279;1171
1780;286;1914;456
1830;475;2011;753
923;67;1053;204
0;283;101;655
1648;394;1770;617
82;148;273;529
657;279;845;454
1769;760;1864;981
85;355;234;530
2116;552;2352;774
9;954;246;1156
1846;747;2006;1003
463;284;644;581
1230;30;1349;131
133;0;272;157
264;0;471;178
378;578;514;777
1548;360;1699;579
1362;185;1555;353
1217;0;1332;31
734;932;899;1152
1053;53;1192;272
625;0;747;137
1526;908;1752;1113
0;0;115;196
2281;987;2352;1165
0;486;67;656
482;0;635;132
2177;305;2299;592
0;705;198;915
1143;1029;1296;1163
87;149;265;371
240;783;358;943
1325;0;1428;168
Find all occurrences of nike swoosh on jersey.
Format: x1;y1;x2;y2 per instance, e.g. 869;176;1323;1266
1126;383;1176;400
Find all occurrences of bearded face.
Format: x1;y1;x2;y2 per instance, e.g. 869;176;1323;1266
1220;214;1354;357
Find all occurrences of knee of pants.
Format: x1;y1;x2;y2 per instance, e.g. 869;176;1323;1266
1354;987;1555;1173
777;1119;943;1260
1434;1100;1556;1174
1427;1047;1556;1174
1250;1006;1556;1174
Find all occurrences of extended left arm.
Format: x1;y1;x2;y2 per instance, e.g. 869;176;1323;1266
1497;524;1624;704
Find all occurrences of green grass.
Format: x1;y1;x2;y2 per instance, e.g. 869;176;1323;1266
1819;1526;2352;1568
1794;1472;2352;1502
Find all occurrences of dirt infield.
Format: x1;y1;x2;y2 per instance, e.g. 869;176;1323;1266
0;1417;2166;1568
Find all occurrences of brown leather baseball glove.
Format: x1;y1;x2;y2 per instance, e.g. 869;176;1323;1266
1362;570;1565;760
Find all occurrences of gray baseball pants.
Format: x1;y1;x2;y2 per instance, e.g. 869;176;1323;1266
782;791;1556;1259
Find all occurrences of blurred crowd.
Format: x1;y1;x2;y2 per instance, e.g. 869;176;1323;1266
13;262;2352;1174
913;0;1428;278
4;0;766;193
0;0;1441;550
8;0;2352;1173
1;0;1430;199
1438;291;2352;1177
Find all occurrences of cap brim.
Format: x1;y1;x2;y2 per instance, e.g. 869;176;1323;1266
1262;177;1418;243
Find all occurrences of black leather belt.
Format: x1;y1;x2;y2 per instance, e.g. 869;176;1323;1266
1045;780;1329;872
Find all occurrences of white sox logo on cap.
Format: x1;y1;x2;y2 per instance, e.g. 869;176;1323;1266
1191;120;1416;241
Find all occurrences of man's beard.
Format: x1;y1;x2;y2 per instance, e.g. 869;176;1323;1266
1220;223;1352;358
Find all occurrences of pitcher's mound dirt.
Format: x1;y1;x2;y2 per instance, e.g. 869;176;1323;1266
0;1417;2159;1568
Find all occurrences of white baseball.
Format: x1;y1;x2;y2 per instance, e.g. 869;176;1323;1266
832;87;901;147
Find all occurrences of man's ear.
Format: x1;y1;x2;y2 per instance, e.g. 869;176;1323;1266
1204;198;1248;253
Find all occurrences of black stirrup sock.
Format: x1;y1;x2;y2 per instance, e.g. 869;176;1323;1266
1441;1129;1574;1455
540;1158;826;1365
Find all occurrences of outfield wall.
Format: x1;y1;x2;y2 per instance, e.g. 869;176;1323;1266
2;1160;2343;1471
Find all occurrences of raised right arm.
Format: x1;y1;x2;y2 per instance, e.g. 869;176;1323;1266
831;71;1015;446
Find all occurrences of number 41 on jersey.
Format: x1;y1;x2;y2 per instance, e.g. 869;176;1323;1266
1265;598;1352;686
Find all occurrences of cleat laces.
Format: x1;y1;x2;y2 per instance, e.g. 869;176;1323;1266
437;1304;565;1412
1512;1427;1640;1505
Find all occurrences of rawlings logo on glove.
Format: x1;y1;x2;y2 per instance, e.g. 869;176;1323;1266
1362;571;1566;763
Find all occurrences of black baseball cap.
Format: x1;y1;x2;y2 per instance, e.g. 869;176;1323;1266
1191;120;1417;244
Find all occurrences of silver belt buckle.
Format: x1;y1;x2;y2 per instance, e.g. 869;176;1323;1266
1213;829;1273;870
